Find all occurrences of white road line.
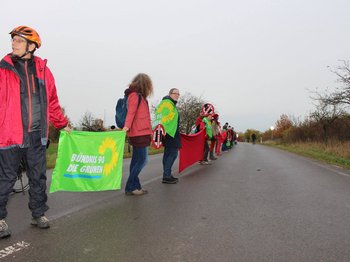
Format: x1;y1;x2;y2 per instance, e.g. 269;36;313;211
311;161;350;178
0;241;30;259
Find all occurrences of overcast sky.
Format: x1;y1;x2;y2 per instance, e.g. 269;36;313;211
1;0;350;132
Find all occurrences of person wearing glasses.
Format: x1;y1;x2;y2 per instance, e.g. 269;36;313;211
0;26;70;238
158;88;181;184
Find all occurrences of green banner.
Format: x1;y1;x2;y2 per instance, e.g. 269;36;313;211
154;99;178;137
50;130;126;193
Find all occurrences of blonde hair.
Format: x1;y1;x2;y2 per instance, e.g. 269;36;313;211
129;73;153;98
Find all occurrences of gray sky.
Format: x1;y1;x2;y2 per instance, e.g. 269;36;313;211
1;0;350;132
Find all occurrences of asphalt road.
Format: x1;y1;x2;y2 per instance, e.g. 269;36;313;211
1;143;350;261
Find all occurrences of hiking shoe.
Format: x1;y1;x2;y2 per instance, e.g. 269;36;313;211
162;177;178;184
170;176;179;182
31;216;50;229
0;219;11;239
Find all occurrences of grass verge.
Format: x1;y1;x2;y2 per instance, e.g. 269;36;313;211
264;141;350;170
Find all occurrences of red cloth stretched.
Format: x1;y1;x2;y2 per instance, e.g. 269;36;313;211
179;129;206;173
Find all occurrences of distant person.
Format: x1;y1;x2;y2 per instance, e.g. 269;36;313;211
158;88;181;184
216;122;224;156
231;127;237;146
251;133;257;144
123;73;153;196
221;123;229;152
198;113;213;165
0;26;70;238
209;114;219;160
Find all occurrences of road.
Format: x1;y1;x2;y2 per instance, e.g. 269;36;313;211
1;143;350;261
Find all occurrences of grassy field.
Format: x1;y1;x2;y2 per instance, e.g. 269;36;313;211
264;140;350;170
46;143;164;169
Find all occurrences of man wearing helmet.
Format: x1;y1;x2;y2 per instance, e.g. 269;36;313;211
0;26;70;238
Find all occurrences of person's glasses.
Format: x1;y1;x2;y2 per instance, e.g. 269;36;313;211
11;38;27;44
171;92;180;95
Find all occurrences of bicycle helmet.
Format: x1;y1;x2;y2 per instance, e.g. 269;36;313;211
10;26;41;48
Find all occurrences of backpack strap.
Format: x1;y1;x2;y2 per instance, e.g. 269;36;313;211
137;94;142;108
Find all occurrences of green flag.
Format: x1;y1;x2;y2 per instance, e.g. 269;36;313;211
50;130;126;193
202;117;212;139
154;99;178;137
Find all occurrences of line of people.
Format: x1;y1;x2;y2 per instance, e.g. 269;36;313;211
194;113;238;165
0;26;237;239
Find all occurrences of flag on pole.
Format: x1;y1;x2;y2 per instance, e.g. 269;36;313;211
154;99;178;138
50;130;126;193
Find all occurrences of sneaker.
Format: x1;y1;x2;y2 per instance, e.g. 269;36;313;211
31;216;50;229
162;177;178;184
201;161;212;165
0;219;11;239
210;157;218;160
140;189;149;194
125;189;146;196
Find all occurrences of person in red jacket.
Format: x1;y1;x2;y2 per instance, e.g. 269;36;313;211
122;73;153;196
0;26;70;238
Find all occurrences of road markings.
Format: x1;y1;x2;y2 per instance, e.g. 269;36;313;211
312;161;350;178
0;241;30;259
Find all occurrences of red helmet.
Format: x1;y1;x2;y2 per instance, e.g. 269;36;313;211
10;26;41;48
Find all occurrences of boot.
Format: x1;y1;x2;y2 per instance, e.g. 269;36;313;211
209;151;217;160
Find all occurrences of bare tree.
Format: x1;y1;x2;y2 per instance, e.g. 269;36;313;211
310;99;346;144
176;92;206;134
312;61;350;108
92;118;106;131
80;111;96;131
327;60;350;106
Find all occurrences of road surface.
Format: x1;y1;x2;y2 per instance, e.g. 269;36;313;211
1;143;350;261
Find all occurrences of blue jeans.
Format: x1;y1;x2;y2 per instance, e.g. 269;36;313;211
162;147;178;178
125;146;148;192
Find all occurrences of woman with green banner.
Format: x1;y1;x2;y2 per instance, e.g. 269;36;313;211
154;88;181;184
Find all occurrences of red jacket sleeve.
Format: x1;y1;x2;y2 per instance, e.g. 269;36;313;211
46;67;68;129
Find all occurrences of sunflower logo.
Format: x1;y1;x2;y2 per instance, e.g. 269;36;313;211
157;101;175;123
98;137;118;175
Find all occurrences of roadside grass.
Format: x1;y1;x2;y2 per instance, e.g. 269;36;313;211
264;140;350;170
46;142;163;169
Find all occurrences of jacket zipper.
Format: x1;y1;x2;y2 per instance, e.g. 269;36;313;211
31;75;36;94
24;61;32;132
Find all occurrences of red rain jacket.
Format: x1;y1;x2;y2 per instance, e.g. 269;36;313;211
0;55;68;148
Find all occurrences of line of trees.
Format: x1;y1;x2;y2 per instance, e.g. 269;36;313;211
258;60;350;144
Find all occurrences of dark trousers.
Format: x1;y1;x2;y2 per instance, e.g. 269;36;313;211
202;139;209;161
125;146;148;192
0;131;48;219
162;147;178;178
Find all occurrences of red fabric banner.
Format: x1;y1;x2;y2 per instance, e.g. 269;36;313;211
179;129;206;173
